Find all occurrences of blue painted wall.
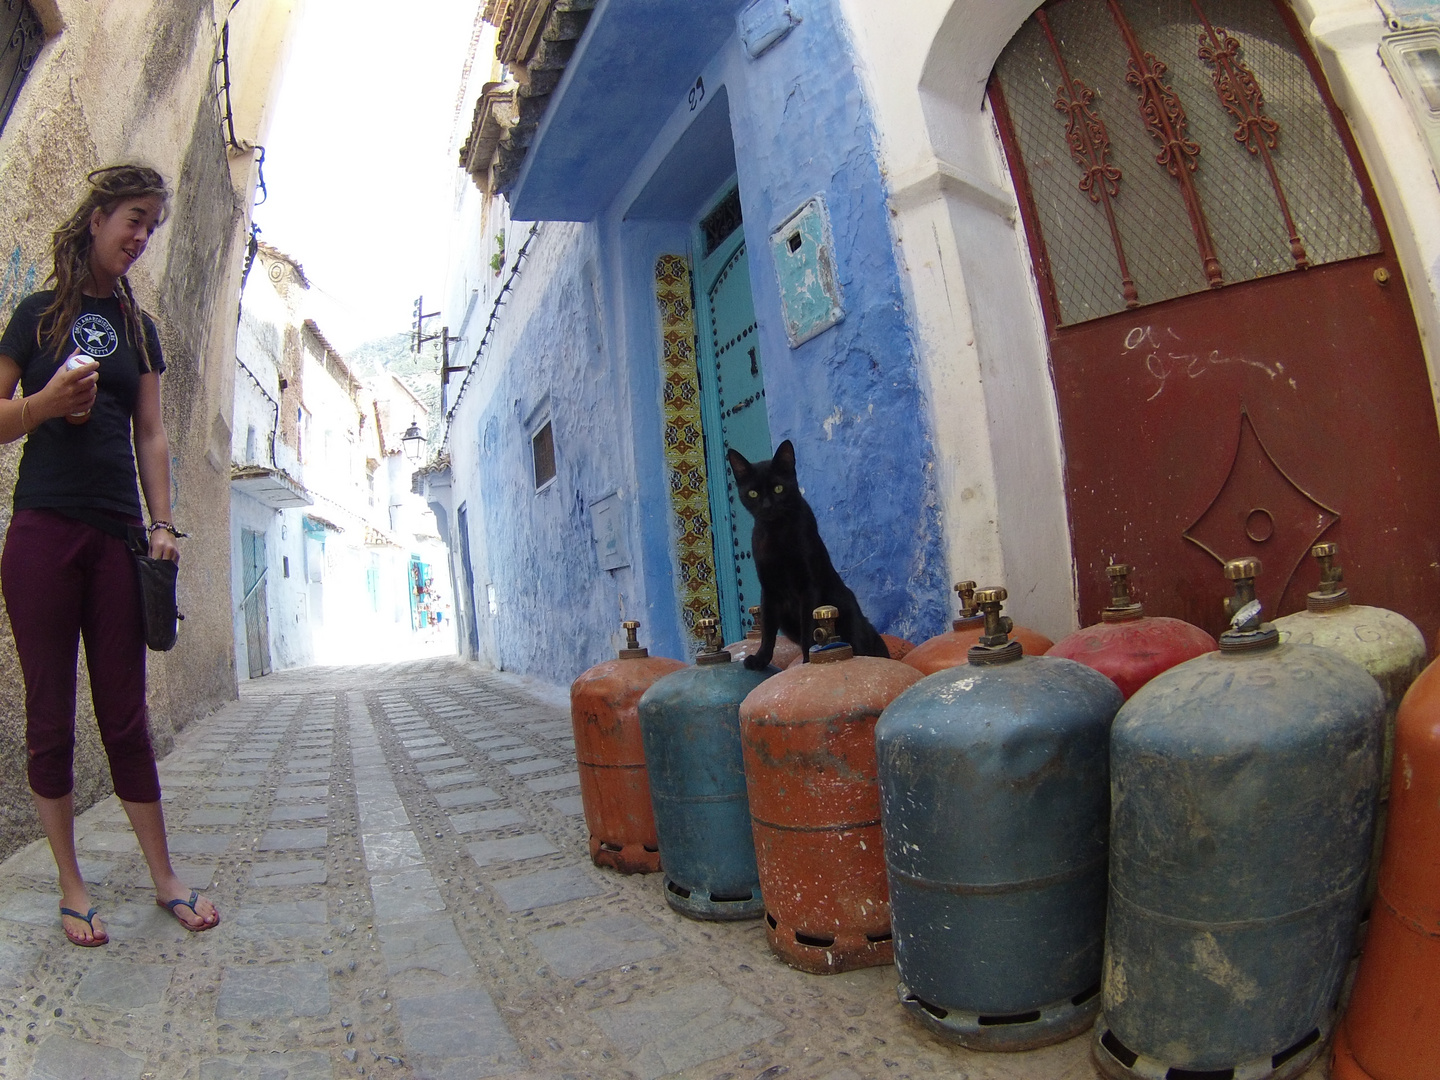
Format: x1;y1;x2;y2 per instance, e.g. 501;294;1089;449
448;0;950;688
462;223;649;678
721;0;950;641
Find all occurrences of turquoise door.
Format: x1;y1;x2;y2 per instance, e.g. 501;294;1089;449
695;188;773;643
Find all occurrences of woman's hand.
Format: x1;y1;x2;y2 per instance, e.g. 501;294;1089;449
33;350;99;423
148;525;180;564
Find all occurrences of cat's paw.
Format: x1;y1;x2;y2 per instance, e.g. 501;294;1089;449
742;653;770;671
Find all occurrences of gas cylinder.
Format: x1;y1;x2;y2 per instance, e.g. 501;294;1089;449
739;606;923;974
569;621;685;874
1274;543;1427;899
1094;558;1384;1080
637;618;774;920
725;605;804;670
1047;563;1216;700
876;588;1122;1050
1332;655;1440;1080
880;634;916;661
903;580;1055;676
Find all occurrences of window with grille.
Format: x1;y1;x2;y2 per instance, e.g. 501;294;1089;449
532;420;556;489
990;0;1380;327
0;2;43;138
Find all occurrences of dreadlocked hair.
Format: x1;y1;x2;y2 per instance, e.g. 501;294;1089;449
37;164;170;368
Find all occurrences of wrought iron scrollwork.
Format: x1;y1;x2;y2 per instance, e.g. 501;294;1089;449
0;0;44;138
1193;1;1309;268
1040;9;1138;309
1107;0;1224;288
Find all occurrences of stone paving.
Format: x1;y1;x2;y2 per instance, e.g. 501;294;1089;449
0;658;1330;1080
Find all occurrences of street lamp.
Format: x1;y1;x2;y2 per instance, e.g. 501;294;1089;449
401;420;426;463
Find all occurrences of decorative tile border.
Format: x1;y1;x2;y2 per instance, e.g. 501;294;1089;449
654;254;719;642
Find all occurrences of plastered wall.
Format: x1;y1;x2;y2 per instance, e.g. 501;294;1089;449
0;0;291;857
442;0;952;686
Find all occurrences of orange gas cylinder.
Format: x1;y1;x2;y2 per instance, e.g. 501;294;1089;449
1047;564;1216;700
1332;655;1440;1080
881;633;915;661
725;605;804;670
569;621;685;874
738;606;922;974
904;580;1055;676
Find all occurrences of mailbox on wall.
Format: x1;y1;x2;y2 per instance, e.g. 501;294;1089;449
770;196;845;348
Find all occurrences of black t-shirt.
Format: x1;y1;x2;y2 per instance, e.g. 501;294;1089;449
0;290;165;517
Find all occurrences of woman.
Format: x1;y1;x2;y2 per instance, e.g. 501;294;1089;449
0;165;219;945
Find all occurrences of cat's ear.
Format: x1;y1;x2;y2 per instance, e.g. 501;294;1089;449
773;440;796;472
727;448;753;483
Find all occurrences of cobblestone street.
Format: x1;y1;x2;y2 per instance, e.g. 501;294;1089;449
0;659;1327;1080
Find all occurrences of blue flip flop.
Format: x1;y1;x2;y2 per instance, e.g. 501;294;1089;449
157;889;220;932
60;906;109;947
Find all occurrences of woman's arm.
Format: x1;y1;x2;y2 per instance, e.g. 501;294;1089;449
0;352;99;443
132;370;179;563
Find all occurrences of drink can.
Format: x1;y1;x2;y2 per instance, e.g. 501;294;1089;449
64;354;95;422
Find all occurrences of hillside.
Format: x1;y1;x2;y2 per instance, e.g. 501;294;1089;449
348;331;443;441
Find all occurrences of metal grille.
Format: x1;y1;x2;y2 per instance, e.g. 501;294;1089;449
701;187;744;256
0;1;42;138
1123;0;1294;282
997;18;1134;322
993;0;1381;326
531;421;555;489
1202;0;1379;267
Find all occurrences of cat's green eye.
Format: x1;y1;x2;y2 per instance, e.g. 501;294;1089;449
747;490;758;499
773;485;784;494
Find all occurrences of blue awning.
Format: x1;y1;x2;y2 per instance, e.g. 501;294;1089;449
508;0;752;221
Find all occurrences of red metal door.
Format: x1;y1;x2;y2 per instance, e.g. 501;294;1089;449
991;0;1440;641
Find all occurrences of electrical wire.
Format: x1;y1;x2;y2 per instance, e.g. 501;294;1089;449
440;222;541;450
236;355;281;468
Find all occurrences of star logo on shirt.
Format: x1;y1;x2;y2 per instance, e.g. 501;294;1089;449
71;313;119;358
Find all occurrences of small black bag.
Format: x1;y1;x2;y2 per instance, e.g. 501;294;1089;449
132;551;181;651
55;508;183;651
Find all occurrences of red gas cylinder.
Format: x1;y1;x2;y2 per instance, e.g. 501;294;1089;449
569;621;685;873
1332;655;1440;1080
881;633;916;661
739;605;922;974
1047;563;1216;700
725;605;803;670
904;580;1055;676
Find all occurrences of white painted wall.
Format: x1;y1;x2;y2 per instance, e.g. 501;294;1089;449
1295;0;1440;421
837;0;1075;638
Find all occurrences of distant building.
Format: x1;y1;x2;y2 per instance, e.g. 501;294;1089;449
231;244;451;677
425;0;1440;688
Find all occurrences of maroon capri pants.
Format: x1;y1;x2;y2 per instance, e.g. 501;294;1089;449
1;508;160;802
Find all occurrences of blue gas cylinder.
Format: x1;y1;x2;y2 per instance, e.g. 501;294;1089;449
876;587;1123;1051
638;617;775;920
1094;557;1384;1080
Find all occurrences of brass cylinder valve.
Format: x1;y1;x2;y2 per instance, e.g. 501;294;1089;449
1220;557;1278;652
810;604;854;664
953;580;983;631
1101;563;1145;623
968;587;1023;665
1306;542;1351;612
747;605;763;640
619;619;649;660
695;617;731;665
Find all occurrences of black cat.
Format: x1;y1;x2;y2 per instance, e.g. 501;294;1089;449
726;440;889;670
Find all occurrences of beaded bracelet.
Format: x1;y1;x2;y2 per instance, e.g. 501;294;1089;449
147;521;188;539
